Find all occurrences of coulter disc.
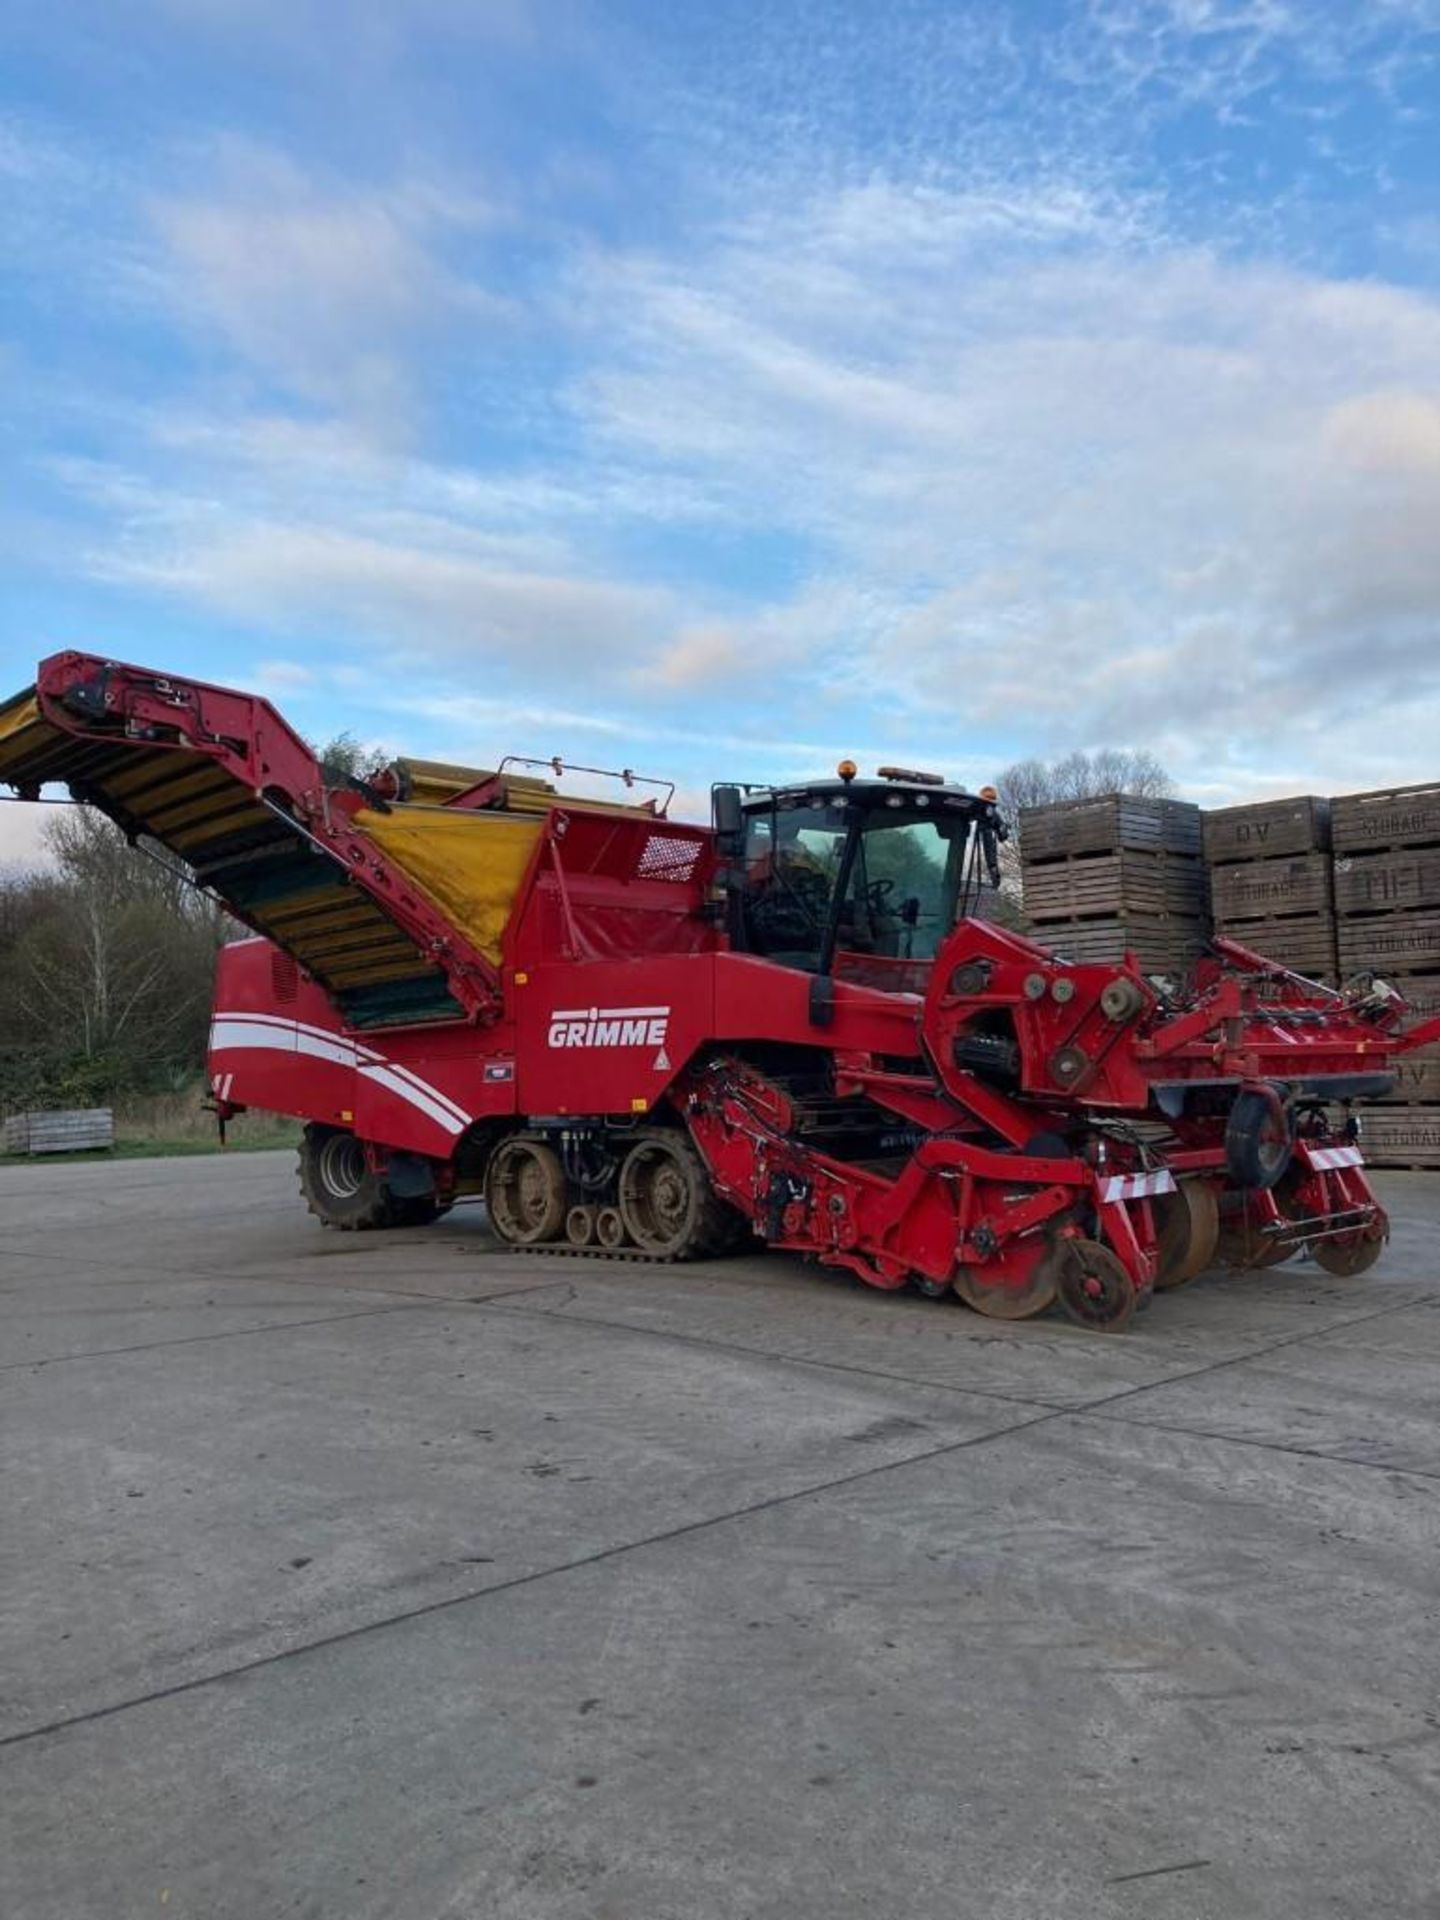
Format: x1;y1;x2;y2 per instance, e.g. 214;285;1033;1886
952;1236;1061;1320
1154;1179;1220;1290
1313;1211;1388;1276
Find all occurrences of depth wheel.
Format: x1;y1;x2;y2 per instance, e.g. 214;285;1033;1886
1055;1239;1137;1333
618;1133;732;1259
1313;1212;1387;1277
1225;1087;1295;1191
485;1136;566;1245
297;1124;392;1231
1154;1180;1220;1290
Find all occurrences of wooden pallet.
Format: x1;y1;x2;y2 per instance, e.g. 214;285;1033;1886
1332;782;1440;855
1337;911;1440;974
1210;853;1332;923
1019;794;1202;862
1358;1105;1440;1170
1332;846;1440;918
1215;914;1338;982
1202;795;1329;865
2;1108;114;1155
1022;849;1206;922
1027;914;1208;975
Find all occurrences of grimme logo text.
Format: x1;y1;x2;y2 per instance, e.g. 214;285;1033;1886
547;1006;670;1049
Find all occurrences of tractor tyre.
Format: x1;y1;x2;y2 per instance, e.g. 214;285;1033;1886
1225;1088;1295;1191
298;1124;394;1231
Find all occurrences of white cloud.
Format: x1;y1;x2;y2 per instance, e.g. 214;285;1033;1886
564;180;1440;794
99;517;679;670
150;143;507;438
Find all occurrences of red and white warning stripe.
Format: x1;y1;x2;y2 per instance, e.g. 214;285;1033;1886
1099;1169;1177;1204
1298;1143;1364;1171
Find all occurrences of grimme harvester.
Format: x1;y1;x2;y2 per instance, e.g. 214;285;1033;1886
5;654;1437;1331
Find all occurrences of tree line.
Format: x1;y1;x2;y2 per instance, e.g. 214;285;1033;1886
0;809;228;1113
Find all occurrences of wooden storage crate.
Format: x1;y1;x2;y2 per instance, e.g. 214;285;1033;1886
1389;972;1440;1020
1373;971;1440;1106
1332;782;1440;854
1359;1106;1440;1170
1374;1055;1440;1104
2;1108;114;1155
1022;849;1206;923
1337;911;1440;974
1202;796;1330;865
1029;914;1207;975
1019;794;1202;862
1332;847;1440;918
1210;853;1331;923
1215;915;1337;980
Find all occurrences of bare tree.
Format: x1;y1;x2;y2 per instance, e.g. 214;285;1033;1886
995;749;1174;822
992;749;1177;897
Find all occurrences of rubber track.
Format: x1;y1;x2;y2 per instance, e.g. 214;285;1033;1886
514;1241;687;1265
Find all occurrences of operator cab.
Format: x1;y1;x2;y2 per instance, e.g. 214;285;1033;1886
713;767;1006;986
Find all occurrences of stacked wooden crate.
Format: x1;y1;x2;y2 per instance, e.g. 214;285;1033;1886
1019;795;1206;974
1331;782;1440;1168
1202;796;1337;984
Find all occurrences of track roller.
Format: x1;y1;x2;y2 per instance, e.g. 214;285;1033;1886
595;1207;628;1249
565;1204;597;1247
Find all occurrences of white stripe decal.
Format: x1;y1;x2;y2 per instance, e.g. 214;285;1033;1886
210;1015;472;1136
1303;1144;1364;1171
1100;1169;1178;1203
370;1058;471;1128
356;1063;467;1136
213;1013;471;1124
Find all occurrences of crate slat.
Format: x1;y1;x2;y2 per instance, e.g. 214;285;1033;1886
1210;853;1332;922
1202;796;1330;864
1332;783;1440;854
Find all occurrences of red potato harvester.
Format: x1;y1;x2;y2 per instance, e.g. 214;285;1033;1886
4;653;1437;1332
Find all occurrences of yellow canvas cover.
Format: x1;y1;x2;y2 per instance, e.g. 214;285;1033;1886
355;803;543;964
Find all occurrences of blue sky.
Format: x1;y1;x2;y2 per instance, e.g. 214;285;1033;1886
4;0;1440;860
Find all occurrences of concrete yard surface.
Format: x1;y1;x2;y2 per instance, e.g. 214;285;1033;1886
3;1151;1440;1919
